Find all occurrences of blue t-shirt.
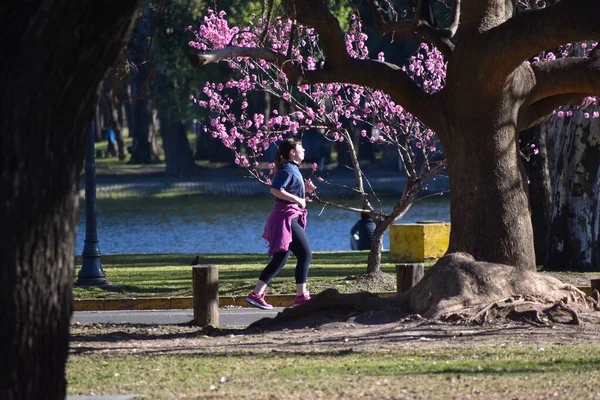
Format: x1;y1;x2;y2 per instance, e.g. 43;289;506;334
271;162;305;203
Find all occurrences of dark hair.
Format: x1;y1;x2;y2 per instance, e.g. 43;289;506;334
274;138;301;170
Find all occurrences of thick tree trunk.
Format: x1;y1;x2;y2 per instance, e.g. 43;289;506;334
441;78;536;270
545;110;600;271
521;124;553;265
445;128;535;270
159;110;199;177
0;2;140;399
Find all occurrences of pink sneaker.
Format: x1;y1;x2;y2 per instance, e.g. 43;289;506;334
246;292;273;310
293;291;311;307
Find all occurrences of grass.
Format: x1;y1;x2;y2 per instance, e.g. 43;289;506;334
73;251;404;299
66;344;600;399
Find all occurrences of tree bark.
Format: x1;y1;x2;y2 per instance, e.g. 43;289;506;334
545;109;600;271
99;71;130;160
445;128;536;270
128;0;161;164
521;124;553;265
0;2;140;399
441;62;536;270
159;109;199;177
366;228;384;274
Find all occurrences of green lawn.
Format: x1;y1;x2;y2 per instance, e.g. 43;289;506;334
73;251;402;299
67;342;600;399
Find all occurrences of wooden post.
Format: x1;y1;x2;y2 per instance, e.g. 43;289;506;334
396;263;424;293
192;265;219;326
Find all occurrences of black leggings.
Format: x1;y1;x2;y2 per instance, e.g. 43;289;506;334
259;217;312;284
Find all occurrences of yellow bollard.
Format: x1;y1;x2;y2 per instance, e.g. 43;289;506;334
390;222;450;262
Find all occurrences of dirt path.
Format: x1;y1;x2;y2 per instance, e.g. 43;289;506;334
70;309;600;358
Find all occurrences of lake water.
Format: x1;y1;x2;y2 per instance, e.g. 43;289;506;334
75;195;450;255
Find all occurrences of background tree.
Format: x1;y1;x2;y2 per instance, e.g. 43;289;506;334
97;67;131;160
515;0;599;272
0;1;140;398
191;0;600;318
128;0;163;164
544;102;600;272
191;9;446;274
534;44;600;273
152;0;206;176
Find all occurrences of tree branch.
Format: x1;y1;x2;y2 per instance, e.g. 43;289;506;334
374;19;455;60
190;46;305;84
446;0;461;39
528;57;600;106
281;0;441;131
485;0;600;78
282;0;349;67
189;47;434;128
518;56;600;129
367;0;456;60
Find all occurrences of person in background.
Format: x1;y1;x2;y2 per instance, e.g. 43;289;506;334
350;212;376;251
246;138;317;310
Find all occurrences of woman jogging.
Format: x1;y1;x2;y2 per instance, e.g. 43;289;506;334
246;138;317;310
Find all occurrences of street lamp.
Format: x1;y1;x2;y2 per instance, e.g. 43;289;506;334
75;120;113;288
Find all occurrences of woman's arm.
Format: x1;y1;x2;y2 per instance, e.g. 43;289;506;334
270;188;306;209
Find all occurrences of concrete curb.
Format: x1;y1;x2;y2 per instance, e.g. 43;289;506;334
73;287;592;311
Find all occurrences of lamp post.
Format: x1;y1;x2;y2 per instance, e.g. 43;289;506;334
75;120;112;288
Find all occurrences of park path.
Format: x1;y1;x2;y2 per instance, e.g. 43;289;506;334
72;307;283;327
85;167;449;198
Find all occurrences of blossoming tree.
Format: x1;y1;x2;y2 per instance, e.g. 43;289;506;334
191;0;600;321
190;10;446;274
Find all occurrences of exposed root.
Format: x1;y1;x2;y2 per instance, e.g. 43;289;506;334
507;307;549;326
546;301;580;325
439;296;584;326
249;288;407;330
407;252;597;319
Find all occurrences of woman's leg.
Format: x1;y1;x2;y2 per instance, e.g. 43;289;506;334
288;218;312;296
255;250;290;293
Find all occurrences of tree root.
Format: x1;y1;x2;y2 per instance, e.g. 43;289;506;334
249;288;407;330
407;253;597;319
440;296;584;326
